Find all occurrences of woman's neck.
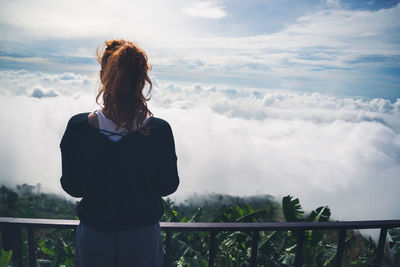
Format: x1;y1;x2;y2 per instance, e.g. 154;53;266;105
100;108;114;121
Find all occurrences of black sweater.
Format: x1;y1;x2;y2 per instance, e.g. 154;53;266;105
60;113;179;231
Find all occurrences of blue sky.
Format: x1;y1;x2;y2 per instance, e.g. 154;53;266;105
1;0;399;100
0;0;400;221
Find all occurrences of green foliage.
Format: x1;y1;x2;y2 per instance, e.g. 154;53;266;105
36;229;75;267
0;184;78;219
0;249;12;267
163;195;337;266
174;193;278;223
161;196;281;266
0;235;12;267
282;195;304;222
281;195;333;266
0;185;19;217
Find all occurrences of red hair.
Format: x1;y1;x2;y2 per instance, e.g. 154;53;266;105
96;39;152;131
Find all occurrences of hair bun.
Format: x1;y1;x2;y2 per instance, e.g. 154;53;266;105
105;40;124;51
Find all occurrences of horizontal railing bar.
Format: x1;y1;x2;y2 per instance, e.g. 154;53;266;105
159;221;400;231
0;217;79;229
1;217;399;231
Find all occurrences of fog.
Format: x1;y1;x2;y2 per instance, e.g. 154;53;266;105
0;70;399;221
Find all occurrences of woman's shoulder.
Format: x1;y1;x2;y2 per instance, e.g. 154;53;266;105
150;117;169;127
149;117;174;131
65;112;90;130
60;112;90;147
148;117;175;137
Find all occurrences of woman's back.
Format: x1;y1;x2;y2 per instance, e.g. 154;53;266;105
60;112;179;231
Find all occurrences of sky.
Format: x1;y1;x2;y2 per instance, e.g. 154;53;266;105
0;0;399;221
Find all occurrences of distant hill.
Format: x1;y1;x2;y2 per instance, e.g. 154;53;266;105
0;184;281;222
172;192;281;222
0;184;77;219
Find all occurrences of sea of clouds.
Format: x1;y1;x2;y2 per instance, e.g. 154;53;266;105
0;69;399;221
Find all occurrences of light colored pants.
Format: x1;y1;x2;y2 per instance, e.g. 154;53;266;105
75;223;163;267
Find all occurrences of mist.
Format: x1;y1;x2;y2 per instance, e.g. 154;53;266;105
0;70;399;222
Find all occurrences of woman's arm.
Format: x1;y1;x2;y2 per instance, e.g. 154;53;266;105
59;117;86;198
157;121;180;197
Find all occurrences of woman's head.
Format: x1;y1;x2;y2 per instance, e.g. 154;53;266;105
96;39;152;131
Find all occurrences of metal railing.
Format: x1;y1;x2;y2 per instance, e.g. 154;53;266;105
1;217;399;267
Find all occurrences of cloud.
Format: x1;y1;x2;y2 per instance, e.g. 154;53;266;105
0;93;97;195
150;80;400;221
30;86;58;98
0;69;399;222
181;1;226;19
0;70;98;97
158;104;400;222
151;80;400;131
150;4;400;99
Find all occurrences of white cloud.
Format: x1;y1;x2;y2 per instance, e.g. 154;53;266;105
0;93;97;195
30;86;58;98
148;4;400;98
197;4;399;63
159;105;400;221
151;80;400;131
150;81;400;220
181;1;226;19
0;70;399;222
0;70;98;97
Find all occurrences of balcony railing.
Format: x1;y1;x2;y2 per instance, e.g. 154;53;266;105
1;217;399;267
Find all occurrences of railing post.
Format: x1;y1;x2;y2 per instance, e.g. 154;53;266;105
73;226;77;241
294;230;305;267
208;231;216;267
28;226;36;267
250;231;259;267
334;229;347;267
164;230;171;267
375;228;387;267
12;226;23;267
73;225;78;250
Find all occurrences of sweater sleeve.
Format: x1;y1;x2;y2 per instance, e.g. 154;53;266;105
59;119;85;198
157;121;180;197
